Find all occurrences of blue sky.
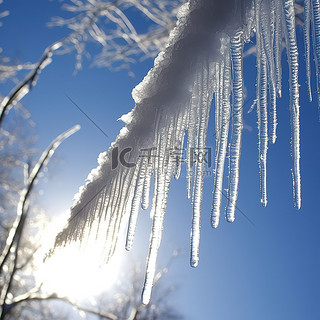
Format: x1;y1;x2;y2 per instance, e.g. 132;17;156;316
1;1;320;319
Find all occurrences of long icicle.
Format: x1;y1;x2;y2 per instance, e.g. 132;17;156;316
256;0;268;207
283;0;301;209
126;157;148;250
304;0;313;101
274;0;283;98
226;32;244;223
312;0;320;115
211;45;231;228
261;1;277;144
142;119;175;304
191;59;212;267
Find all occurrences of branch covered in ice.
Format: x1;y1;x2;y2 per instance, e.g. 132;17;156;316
49;0;183;70
52;0;320;304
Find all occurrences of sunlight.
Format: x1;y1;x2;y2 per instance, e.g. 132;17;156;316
34;214;124;301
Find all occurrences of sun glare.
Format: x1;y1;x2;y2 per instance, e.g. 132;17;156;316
34;215;124;301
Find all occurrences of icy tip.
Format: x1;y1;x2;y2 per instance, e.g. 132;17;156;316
125;240;132;251
190;258;198;268
270;135;277;145
260;199;267;208
211;219;219;228
141;290;151;305
294;199;301;210
226;215;235;223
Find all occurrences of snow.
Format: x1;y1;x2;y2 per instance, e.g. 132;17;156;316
52;0;320;304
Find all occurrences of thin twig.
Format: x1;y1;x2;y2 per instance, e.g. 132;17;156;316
0;41;63;128
0;125;80;280
5;292;118;320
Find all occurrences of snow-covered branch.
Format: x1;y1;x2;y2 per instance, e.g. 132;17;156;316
50;0;320;305
52;0;256;304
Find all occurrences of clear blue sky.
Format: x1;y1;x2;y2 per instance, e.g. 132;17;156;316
1;1;320;319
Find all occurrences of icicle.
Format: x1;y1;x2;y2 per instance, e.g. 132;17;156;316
126;158;147;251
190;71;204;268
226;32;244;223
94;191;111;245
260;1;277;106
268;1;278;144
214;61;225;174
269;80;278;144
312;0;320;115
274;0;283;98
141;111;161;211
142;120;175;304
186;81;199;200
109;169;135;258
141;162;153;210
283;0;301;209
305;0;313;101
50;0;318;304
215;62;222;153
211;46;231;228
248;99;257;114
186;99;195;199
174;132;185;180
103;175;122;262
191;60;212;267
173;112;186;180
257;44;268;208
255;0;269;207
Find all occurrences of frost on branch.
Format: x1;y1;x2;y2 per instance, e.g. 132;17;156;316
52;0;319;304
49;0;183;71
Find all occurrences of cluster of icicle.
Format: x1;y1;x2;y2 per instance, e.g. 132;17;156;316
52;0;319;304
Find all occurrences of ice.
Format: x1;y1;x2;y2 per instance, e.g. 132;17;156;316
283;0;301;209
304;0;312;101
52;0;319;303
225;32;244;223
312;0;320;115
211;49;231;228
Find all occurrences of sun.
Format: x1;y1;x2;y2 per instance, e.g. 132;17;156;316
34;214;124;301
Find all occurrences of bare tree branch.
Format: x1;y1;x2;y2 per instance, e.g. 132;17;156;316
5;292;118;320
0;125;80;313
0;41;64;128
0;0;182;128
15;245;41;271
